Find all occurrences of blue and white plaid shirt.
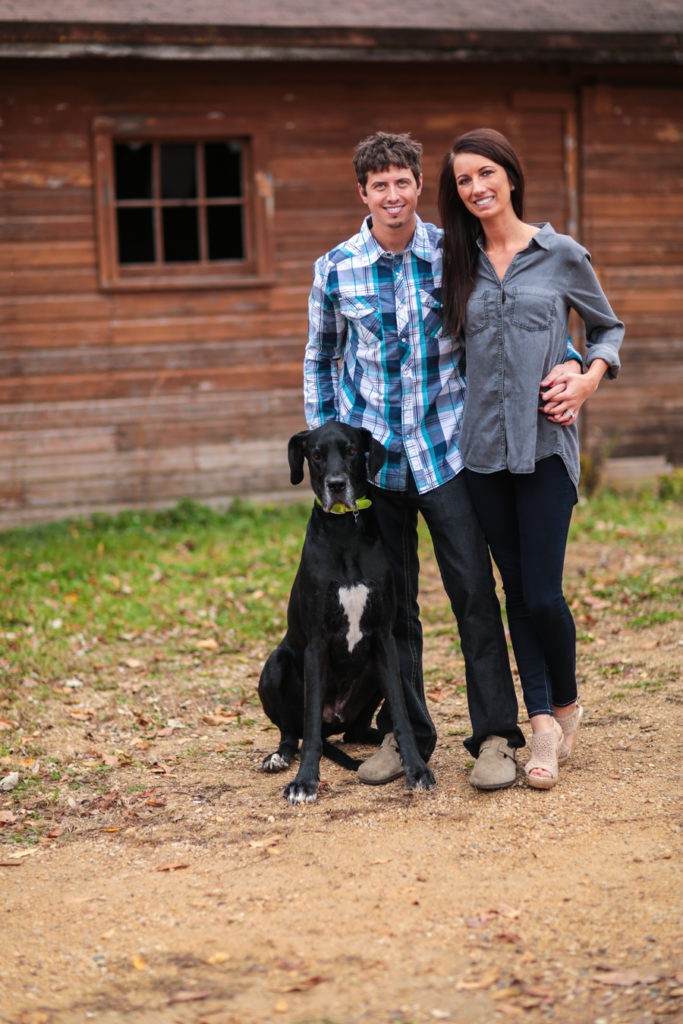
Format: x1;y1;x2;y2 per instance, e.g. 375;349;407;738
305;215;464;494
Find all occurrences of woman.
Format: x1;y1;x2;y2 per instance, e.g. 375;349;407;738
437;128;624;789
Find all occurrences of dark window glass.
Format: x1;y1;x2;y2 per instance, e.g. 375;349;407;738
207;206;244;260
161;143;197;200
115;143;153;200
162;207;199;262
205;142;242;198
117;208;155;263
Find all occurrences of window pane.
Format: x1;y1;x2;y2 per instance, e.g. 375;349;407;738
117;207;155;263
161;143;197;200
115;143;152;200
162;207;199;262
207;205;244;260
205;142;242;198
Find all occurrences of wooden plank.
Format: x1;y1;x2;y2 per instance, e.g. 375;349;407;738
0;364;303;403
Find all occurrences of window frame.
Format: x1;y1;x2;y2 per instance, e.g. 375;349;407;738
92;115;274;291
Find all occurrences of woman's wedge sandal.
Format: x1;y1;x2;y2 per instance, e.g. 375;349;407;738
557;704;583;766
524;721;563;790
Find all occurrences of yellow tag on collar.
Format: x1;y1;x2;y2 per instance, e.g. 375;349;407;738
315;497;373;515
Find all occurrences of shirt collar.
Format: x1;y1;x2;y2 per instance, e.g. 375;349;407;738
360;214;430;263
475;221;556;255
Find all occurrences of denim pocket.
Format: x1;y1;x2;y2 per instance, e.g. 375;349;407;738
508;290;554;332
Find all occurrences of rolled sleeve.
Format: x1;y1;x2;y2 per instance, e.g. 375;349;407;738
571;252;624;379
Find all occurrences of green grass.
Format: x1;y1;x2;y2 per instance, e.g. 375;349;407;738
1;490;681;689
0;498;310;686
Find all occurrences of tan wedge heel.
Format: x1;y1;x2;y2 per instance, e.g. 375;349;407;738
524;721;563;790
557;704;583;766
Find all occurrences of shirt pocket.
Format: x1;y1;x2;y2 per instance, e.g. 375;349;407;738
419;287;444;340
338;294;383;367
465;293;489;337
507;289;555;332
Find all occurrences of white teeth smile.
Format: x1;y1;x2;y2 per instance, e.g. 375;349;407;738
475;197;494;207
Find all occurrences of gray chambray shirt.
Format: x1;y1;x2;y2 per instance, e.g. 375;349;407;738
459;222;624;492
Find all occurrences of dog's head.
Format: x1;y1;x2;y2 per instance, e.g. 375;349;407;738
288;422;386;512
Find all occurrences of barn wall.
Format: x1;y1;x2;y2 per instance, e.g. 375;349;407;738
580;84;683;465
1;58;681;525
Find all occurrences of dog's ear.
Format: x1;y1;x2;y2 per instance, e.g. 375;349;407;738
361;429;387;479
288;430;311;485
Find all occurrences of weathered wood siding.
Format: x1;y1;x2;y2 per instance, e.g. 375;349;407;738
1;59;681;525
581;84;683;464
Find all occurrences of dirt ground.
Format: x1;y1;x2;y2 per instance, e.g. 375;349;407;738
1;530;682;1024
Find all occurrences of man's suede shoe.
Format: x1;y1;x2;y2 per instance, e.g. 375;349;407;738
358;732;405;785
469;735;517;790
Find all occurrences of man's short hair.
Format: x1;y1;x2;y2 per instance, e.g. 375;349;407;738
353;132;423;191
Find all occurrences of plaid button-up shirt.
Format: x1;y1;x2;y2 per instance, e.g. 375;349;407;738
304;215;464;494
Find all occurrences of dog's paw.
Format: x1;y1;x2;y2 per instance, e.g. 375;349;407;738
405;765;436;791
262;752;291;773
283;780;318;804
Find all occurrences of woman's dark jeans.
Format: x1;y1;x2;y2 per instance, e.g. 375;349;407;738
368;471;524;759
464;456;578;718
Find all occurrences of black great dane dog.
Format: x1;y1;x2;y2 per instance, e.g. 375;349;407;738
258;420;436;803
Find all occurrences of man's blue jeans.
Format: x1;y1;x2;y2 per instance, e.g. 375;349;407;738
368;471;524;759
464;456;578;718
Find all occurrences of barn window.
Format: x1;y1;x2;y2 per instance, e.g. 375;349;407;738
93;117;273;290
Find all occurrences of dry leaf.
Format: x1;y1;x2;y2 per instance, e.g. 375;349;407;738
206;952;231;964
248;835;281;849
132;956;147;970
491;987;518;1001
168;990;209;1004
593;969;660;986
195;638;220;651
279;975;325;993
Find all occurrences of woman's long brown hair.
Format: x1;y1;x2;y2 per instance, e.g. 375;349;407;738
437;128;526;338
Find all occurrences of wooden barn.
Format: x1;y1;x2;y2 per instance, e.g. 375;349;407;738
1;0;682;526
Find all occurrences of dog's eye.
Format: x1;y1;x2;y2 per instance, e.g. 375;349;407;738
312;450;322;460
348;447;357;456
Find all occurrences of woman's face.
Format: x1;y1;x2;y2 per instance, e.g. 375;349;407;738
452;151;513;220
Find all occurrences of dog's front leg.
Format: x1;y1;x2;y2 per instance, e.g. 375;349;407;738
283;642;325;804
378;633;436;792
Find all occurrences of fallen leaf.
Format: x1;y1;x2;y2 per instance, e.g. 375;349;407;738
168;990;209;1004
0;810;17;824
279;976;325;993
195;638;220;651
46;827;63;839
0;771;20;791
491;987;519;1001
593;969;660;986
248;835;281;849
132;956;147;970
496;902;521;919
205;952;231;964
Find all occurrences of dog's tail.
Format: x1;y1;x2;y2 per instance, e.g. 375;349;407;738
322;740;362;772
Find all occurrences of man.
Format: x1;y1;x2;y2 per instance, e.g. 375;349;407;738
304;132;577;789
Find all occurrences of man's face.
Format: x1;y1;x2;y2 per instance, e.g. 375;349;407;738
358;165;422;240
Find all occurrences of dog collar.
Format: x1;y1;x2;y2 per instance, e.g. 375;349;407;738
315;496;373;516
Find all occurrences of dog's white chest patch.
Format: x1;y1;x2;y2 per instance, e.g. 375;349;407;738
338;583;369;653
